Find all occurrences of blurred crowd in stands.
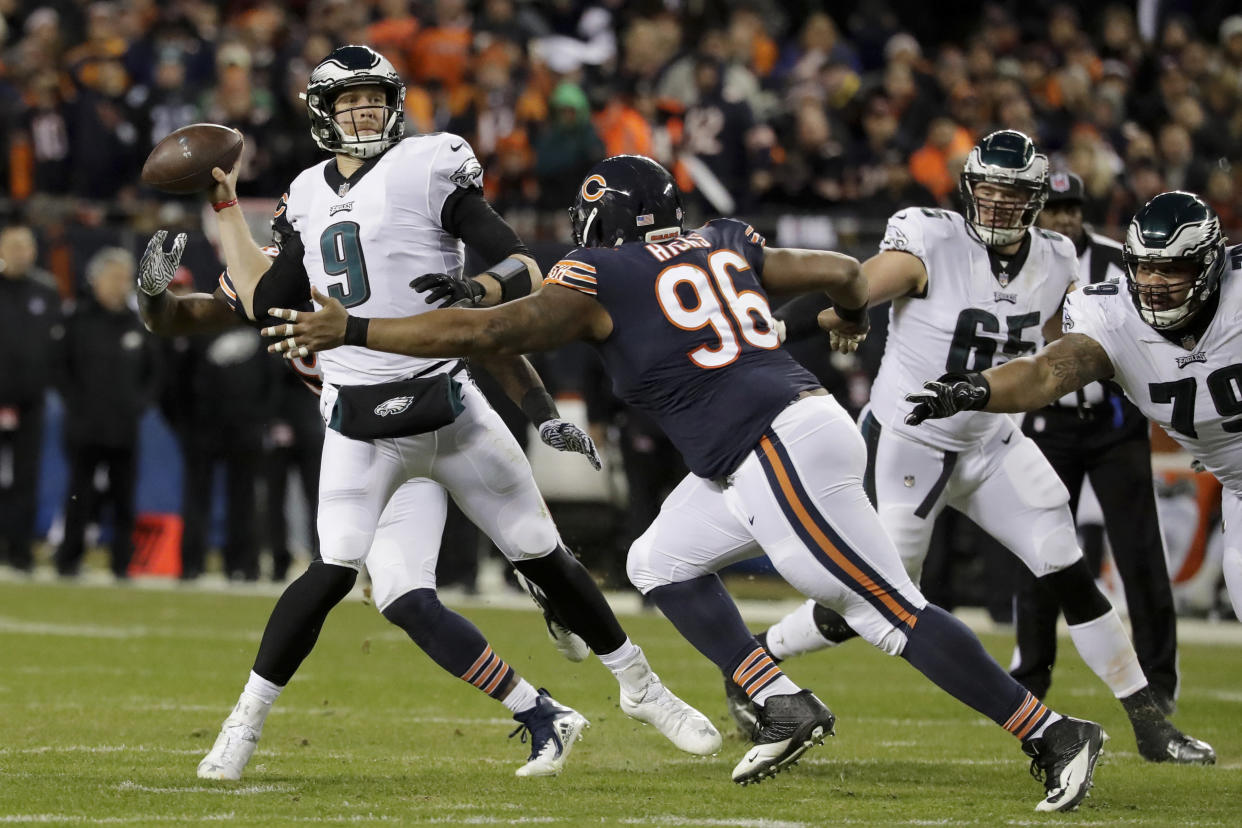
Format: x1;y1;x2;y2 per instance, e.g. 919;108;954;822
1;1;1241;598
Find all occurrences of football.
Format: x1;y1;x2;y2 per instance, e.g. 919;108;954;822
141;123;243;195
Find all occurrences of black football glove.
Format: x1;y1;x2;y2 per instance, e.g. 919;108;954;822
539;419;603;470
410;272;487;308
904;371;991;425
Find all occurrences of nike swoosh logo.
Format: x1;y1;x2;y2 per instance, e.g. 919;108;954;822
450;142;464;152
1001;434;1013;444
748;516;755;525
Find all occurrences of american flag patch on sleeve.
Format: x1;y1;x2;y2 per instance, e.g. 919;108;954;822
543;259;598;296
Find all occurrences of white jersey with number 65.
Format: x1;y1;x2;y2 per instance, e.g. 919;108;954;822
869;207;1079;451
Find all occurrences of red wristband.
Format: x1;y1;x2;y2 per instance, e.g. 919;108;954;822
212;198;239;212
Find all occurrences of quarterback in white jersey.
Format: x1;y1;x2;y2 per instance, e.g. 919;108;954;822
909;190;1242;622
749;132;1214;765
167;45;719;783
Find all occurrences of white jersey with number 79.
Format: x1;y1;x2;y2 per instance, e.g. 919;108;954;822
1062;243;1242;496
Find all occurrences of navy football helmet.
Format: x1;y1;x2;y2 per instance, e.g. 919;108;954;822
960;130;1049;247
570;155;684;247
303;45;405;159
1123;191;1226;330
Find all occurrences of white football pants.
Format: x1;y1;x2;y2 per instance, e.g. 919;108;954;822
315;377;560;610
627;394;927;655
864;412;1083;582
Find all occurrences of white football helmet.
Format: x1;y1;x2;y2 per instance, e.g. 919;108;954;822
303;45;405;159
960;129;1049;247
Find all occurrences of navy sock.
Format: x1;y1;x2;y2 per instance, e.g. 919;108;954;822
648;574;760;669
902;604;1052;738
253;560;356;685
512;546;626;654
383;588;514;699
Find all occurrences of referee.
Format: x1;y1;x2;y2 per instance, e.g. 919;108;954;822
1011;172;1179;713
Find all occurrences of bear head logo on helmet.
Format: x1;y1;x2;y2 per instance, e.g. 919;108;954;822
570;155;684;248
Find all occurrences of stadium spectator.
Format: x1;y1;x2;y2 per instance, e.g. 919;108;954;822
533;80;604;219
172;324;271;582
907;116;973;204
53;247;160;579
0;224;62;573
262;362;322;582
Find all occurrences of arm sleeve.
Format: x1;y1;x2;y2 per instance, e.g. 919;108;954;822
251;232;310;319
773;292;832;341
440;186;531;263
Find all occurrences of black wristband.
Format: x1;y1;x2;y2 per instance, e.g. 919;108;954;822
520;387;559;426
485;256;533;304
343;315;370;347
833;301;868;324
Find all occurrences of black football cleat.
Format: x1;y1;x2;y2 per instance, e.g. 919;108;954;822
1133;718;1216;765
731;689;834;785
1022;717;1105;812
723;675;760;741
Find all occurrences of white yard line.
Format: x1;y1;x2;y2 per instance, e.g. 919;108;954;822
115;781;292;795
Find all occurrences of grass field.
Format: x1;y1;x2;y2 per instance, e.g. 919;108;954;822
2;580;1240;826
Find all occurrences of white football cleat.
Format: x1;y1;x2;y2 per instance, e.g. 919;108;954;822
510;690;589;777
196;696;270;781
619;664;722;756
197;723;260;780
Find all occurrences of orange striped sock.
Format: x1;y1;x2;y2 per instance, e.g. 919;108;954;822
460;645;516;700
732;645;799;705
1004;690;1058;741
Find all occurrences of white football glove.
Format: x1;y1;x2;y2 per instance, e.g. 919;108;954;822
138;230;187;296
539;419;602;470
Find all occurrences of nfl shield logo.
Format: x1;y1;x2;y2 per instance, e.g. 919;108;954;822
904;475;916;488
338;182;351;197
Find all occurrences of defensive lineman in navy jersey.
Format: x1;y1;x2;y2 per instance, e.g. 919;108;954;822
267;155;1107;810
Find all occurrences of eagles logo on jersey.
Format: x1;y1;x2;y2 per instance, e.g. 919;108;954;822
1122;191;1226;331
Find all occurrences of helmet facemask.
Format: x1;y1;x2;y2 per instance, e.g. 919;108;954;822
962;177;1047;246
959;130;1049;247
304;46;406;160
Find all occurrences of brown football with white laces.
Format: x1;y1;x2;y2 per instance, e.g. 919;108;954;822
141;123;242;195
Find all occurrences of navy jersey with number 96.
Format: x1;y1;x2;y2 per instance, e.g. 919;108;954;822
544;219;819;478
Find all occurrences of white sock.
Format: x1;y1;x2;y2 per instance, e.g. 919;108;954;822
766;600;835;661
1067;609;1149;698
242;671;284;706
597;638;644;674
1028;711;1063;741
501;679;540;715
752;676;801;707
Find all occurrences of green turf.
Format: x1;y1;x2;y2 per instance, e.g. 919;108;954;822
1;581;1239;826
